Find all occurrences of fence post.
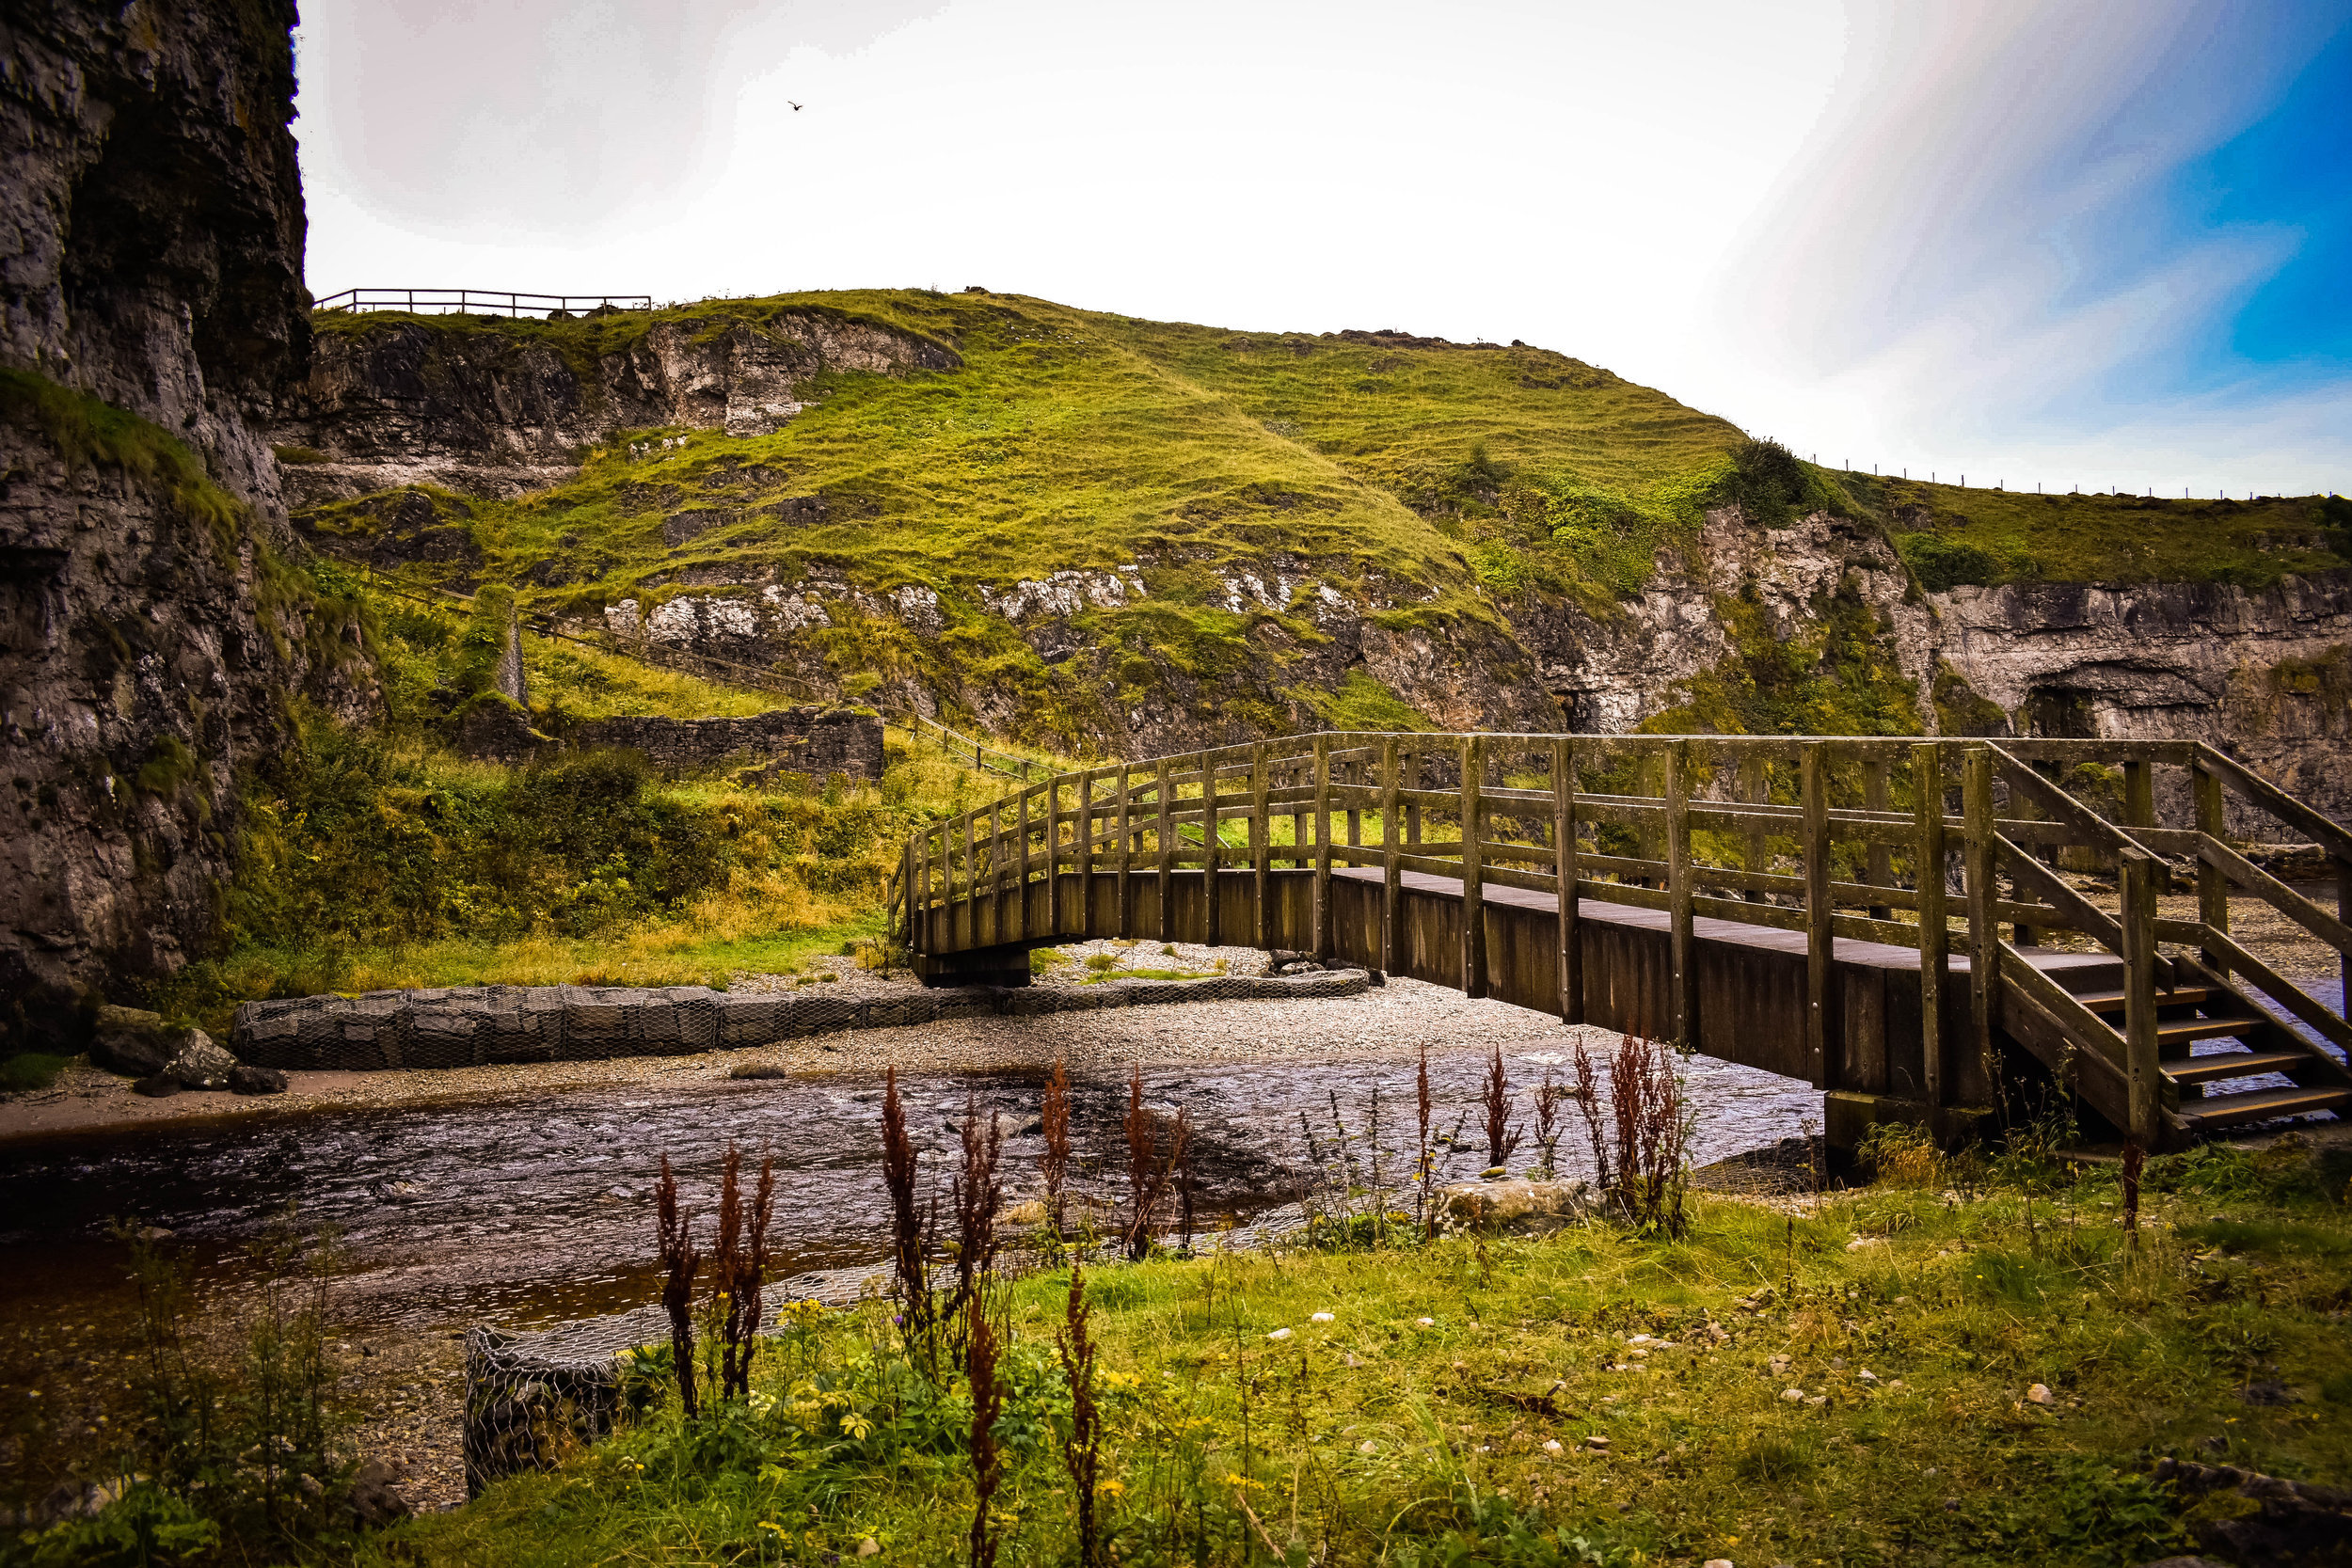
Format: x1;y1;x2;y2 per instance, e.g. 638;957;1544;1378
1381;737;1402;978
1252;743;1272;949
1406;747;1422;849
1912;744;1947;1113
1156;756;1174;942
1116;764;1134;939
1802;742;1833;1088
1667;740;1695;1052
1461;735;1487;999
2121;850;2161;1147
1312;736;1333;960
1046;773;1062;936
1963;746;1999;1081
1554;736;1581;1024
1740;752;1770;903
2192;749;2230;973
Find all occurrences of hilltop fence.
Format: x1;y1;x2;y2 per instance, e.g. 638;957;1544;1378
310;289;652;318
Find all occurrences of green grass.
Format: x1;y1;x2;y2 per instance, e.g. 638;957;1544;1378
357;1141;2352;1568
307;293;2350;756
0;367;247;551
0;1053;67;1093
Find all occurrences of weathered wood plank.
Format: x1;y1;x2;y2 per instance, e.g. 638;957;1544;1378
1803;743;1833;1087
1462;735;1487;998
1555;736;1581;1024
1963;746;1998;1082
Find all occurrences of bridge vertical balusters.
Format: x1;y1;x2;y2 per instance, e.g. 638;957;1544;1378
1252;744;1271;949
1156;757;1175;942
1554;736;1581;1025
2120;850;2162;1148
1075;768;1095;936
2192;750;2231;974
1015;788;1030;943
1913;744;1948;1114
990;799;1005;945
1802;742;1833;1088
963;810;978;951
1667;739;1696;1052
1312;736;1333;960
1461;735;1488;999
1116;764;1133;939
1381;737;1403;979
1406;747;1422;849
1963;747;1999;1083
1740;752;1770;903
1204;753;1222;948
1865;757;1895;921
1346;756;1362;853
1047;773;1061;935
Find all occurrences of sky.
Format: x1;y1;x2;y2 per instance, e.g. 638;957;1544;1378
293;0;2352;498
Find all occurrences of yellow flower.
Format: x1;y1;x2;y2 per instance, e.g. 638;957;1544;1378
1096;1478;1126;1497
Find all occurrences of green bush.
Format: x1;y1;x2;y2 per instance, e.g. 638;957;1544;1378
0;1053;66;1093
1897;532;2003;592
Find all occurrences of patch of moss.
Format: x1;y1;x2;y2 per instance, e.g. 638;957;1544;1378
1289;670;1435;734
0;368;246;551
2268;644;2352;716
135;735;202;797
1933;660;2011;737
1640;573;1922;739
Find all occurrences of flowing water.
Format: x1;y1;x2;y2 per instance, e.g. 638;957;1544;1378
0;1044;1819;1352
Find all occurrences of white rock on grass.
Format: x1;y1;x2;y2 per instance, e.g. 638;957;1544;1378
1311;1311;1334;1323
2026;1383;2055;1405
1781;1387;1805;1403
1266;1328;1293;1341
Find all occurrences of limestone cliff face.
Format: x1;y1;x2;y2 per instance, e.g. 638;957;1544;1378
275;312;962;506
0;0;361;1046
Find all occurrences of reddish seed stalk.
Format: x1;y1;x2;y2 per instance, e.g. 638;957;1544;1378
1416;1042;1433;1235
1041;1057;1073;1239
966;1289;1004;1568
655;1154;701;1418
949;1090;1004;1338
1480;1042;1522;1170
879;1068;934;1365
1059;1262;1103;1568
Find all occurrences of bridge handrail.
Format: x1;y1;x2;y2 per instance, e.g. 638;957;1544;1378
897;729;2352;1149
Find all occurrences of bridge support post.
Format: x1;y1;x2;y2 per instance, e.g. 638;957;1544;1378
1740;752;1770;904
1865;758;1894;920
1381;737;1402;977
2192;754;2230;974
1554;736;1581;1024
1156;757;1175;942
1461;735;1487;999
1075;768;1094;935
1014;789;1029;943
1802;744;1835;1086
1963;746;1998;1089
1046;775;1060;935
1116;764;1133;939
962;811;977;952
1252;744;1271;950
1912;744;1948;1112
1312;736;1333;959
2121;849;2162;1146
1204;753;1222;947
1667;740;1695;1051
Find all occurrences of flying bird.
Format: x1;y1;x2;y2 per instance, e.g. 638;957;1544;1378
788;101;803;111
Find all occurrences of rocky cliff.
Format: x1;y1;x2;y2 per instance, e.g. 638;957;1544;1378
0;0;366;1049
277;297;2352;827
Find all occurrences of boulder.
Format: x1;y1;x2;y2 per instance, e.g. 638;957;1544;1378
165;1030;241;1090
91;1006;178;1077
1438;1178;1595;1235
229;1063;288;1095
343;1457;412;1528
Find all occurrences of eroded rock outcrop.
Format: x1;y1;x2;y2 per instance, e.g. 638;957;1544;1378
0;0;366;1048
274;310;961;506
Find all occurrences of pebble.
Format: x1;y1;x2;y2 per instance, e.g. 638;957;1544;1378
2027;1383;2055;1405
1266;1328;1293;1341
1542;1439;1564;1453
1781;1388;1804;1403
1310;1311;1334;1323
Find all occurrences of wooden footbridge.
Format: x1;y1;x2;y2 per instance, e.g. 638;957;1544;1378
890;733;2352;1151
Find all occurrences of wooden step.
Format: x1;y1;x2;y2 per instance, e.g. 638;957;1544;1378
2156;1016;2269;1048
2163;1050;2322;1086
2075;988;2218;1015
2171;1085;2352;1132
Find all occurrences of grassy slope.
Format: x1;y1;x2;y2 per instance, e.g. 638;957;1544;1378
317;291;2348;613
373;1143;2352;1568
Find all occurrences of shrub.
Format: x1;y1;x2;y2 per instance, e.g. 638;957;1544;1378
1898;532;2003;592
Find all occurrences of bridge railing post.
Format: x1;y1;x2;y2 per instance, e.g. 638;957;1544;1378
1116;763;1134;939
1380;737;1401;978
2192;752;2230;974
1074;767;1094;934
1865;756;1895;921
1251;744;1271;949
1963;745;1999;1085
1740;752;1770;904
1046;772;1061;935
1156;756;1175;942
1667;738;1695;1052
2121;849;2162;1146
1312;736;1333;959
1204;752;1223;947
1802;741;1833;1087
1014;786;1030;943
1912;743;1948;1114
1554;736;1581;1024
962;809;978;952
1461;735;1487;999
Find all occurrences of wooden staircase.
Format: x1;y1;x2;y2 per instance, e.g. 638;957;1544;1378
2073;981;2352;1136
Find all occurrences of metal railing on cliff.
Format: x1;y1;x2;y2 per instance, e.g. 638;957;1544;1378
311;289;653;318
